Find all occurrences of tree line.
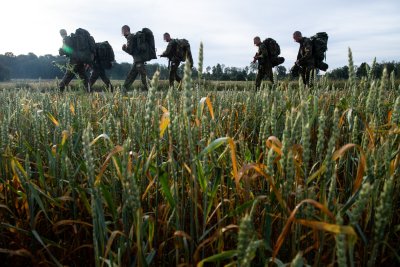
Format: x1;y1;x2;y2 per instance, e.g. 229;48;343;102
0;52;399;82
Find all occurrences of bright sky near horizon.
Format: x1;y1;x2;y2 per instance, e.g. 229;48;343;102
1;0;399;71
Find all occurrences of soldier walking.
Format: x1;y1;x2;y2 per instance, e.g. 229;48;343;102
160;33;193;88
89;42;114;91
253;36;274;89
292;31;315;87
58;29;90;92
121;25;148;92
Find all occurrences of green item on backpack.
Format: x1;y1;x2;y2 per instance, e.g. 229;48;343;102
262;38;281;58
134;28;157;62
310;32;329;71
96;41;115;69
61;36;74;57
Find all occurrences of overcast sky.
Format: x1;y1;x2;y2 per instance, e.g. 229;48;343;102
1;0;399;71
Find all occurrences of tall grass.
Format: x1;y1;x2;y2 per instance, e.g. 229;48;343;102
0;49;399;266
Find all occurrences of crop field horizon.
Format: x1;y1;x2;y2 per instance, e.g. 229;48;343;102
0;50;399;266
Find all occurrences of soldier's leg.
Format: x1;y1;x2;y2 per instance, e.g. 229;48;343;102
59;69;75;91
267;66;274;84
174;62;182;83
89;68;100;89
75;64;90;92
123;65;139;91
136;63;148;90
168;66;175;87
300;69;307;86
308;68;315;88
170;62;181;86
98;68;112;91
255;68;265;90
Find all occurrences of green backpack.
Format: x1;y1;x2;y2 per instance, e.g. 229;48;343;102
310;32;329;71
175;39;192;62
69;28;96;64
262;38;281;57
95;41;115;69
135;28;157;62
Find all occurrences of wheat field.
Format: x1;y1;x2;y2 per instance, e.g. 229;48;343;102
0;50;399;267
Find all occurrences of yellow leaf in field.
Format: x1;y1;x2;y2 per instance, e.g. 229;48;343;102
95;145;124;186
266;136;283;157
69;103;75;115
51;145;57;156
61;130;69;146
332;143;366;193
227;138;239;188
47;113;59;127
296;219;357;236
183;163;192;174
90;133;110;146
205;97;214;120
198;97;215;120
159;111;170;138
160;105;168;113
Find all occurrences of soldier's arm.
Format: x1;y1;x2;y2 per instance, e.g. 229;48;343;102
258;44;269;59
298;39;313;65
161;41;174;57
123;35;133;54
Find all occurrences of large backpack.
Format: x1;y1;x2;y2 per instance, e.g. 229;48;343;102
96;41;115;69
69;28;96;64
135;28;157;62
175;39;192;63
262;38;281;58
310;32;329;71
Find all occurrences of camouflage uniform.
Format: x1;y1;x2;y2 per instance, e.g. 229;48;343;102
89;61;113;91
161;39;182;87
122;33;148;91
59;35;89;92
296;37;315;86
255;42;273;89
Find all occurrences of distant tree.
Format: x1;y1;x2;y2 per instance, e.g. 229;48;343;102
356;62;369;78
0;63;10;81
328;66;349;80
5;52;15;58
212;64;224;80
276;66;287;79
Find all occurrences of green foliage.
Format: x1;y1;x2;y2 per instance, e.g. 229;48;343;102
0;54;399;267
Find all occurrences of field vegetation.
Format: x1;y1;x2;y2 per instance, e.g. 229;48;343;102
0;50;399;266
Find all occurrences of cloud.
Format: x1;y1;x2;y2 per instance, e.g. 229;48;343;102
1;0;399;72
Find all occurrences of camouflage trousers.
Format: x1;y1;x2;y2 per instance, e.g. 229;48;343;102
59;63;89;92
123;62;148;91
255;64;273;89
300;65;315;87
89;64;113;91
169;61;182;87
